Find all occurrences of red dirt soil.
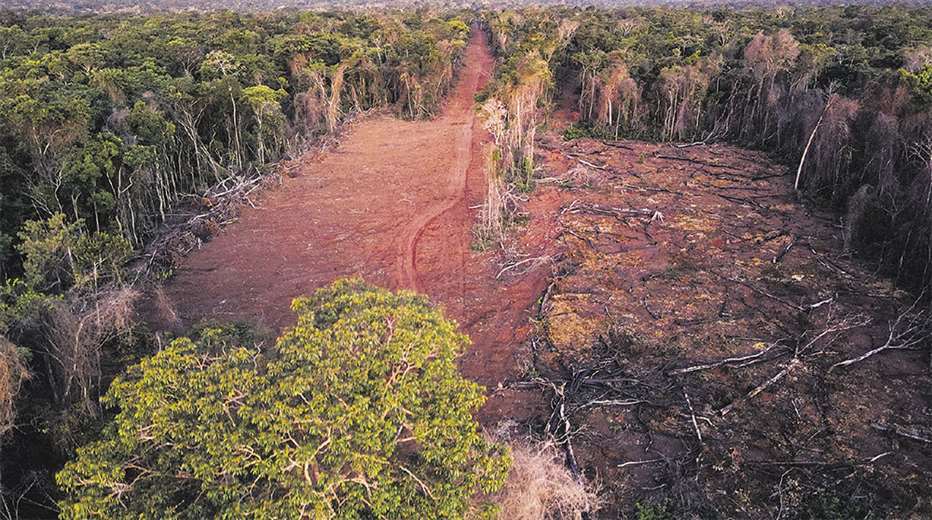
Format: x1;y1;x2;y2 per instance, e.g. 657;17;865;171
152;29;550;417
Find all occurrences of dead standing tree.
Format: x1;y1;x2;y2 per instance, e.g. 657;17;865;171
657;55;721;142
591;57;642;138
794;94;860;200
738;30;801;145
35;288;137;417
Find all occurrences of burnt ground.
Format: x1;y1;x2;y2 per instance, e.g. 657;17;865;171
500;131;932;518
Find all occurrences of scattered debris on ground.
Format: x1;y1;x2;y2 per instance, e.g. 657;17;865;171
505;135;932;517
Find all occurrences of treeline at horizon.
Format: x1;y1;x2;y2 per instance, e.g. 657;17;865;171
4;0;932;16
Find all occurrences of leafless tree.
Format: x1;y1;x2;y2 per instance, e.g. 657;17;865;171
37;288;138;416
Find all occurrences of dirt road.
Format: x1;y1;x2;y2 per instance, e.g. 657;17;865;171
157;29;551;409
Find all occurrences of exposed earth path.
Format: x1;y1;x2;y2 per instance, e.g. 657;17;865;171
156;28;552;416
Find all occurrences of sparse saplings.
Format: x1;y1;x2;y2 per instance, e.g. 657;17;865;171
56;279;510;519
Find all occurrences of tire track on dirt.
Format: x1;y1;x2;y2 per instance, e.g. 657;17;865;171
396;34;486;292
397;119;473;291
158;28;496;330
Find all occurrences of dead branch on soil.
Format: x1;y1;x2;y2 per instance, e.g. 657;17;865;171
654;154;743;172
720;358;803;416
561;201;662;223
598;140;635;151
748;451;895;468
546;382;584;481
573;157;608;171
537;281;557;320
757;229;790;244
668;340;790;376
714;192;773;212
711;271;804;312
497;255;556;280
641;298;662;320
871;422;932;444
829;299;929;372
613;182;685;197
564;229;595;249
616;458;665;468
719;310;871;416
579;398;647;409
772;234;798;263
136;172;278;278
682;387;704;446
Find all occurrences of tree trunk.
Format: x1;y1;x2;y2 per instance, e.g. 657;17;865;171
795;95;833;191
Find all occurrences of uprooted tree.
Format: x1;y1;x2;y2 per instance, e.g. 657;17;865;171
56;279;510;519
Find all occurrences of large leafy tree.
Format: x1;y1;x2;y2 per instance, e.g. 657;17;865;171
56;279;509;519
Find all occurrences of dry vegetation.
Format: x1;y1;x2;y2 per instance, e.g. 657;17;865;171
494;439;602;520
35;288;137;416
0;336;29;440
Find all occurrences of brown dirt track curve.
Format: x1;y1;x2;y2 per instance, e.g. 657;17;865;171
152;29;551;417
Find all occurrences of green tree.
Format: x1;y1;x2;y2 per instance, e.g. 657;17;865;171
900;64;932;104
16;213;130;294
57;279;509;519
243;84;287;164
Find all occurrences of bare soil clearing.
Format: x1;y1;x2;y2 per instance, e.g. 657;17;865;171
153;31;551;417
